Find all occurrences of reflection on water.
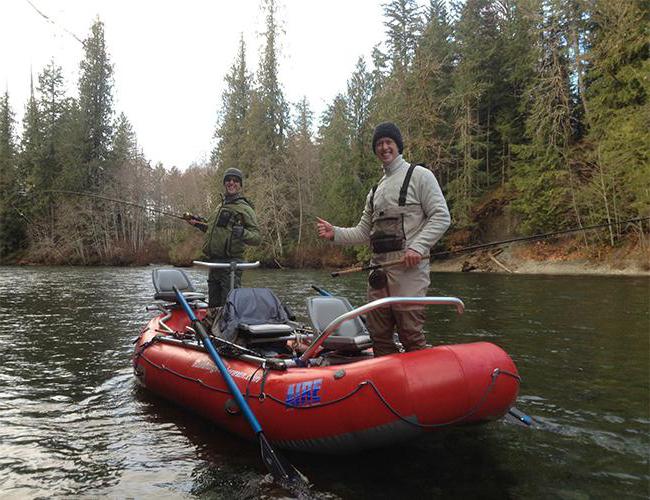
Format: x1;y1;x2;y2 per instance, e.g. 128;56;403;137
0;266;648;498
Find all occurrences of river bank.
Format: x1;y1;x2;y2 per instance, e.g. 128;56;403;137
430;239;650;276
5;234;649;277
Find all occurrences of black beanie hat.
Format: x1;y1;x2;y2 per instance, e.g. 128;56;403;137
223;167;244;186
372;122;404;154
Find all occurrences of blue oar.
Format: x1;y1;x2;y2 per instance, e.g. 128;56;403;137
506;407;535;427
172;286;308;489
311;285;332;296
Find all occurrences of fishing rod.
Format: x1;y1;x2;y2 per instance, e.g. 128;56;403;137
431;216;650;258
331;216;649;277
331;254;431;277
43;190;206;223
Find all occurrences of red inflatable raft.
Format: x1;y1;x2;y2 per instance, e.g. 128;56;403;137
133;267;520;454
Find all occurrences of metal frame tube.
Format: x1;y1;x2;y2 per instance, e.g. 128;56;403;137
298;296;465;363
193;260;260;270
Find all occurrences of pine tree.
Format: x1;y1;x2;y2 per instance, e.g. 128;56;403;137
33;61;68;228
446;0;501;225
286;97;318;253
78;18;114;191
372;0;424;126
406;0;455;178
491;0;539;187
0;92;24;259
578;0;650;241
244;0;291;259
317;95;354;225
510;0;575;233
211;35;252;187
383;0;424;74
21;74;43;194
346;57;377;196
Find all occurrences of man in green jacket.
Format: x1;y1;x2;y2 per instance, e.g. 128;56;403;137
188;167;261;310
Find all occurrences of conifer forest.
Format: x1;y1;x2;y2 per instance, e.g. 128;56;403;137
0;0;648;266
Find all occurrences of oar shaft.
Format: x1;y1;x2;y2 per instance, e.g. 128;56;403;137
173;287;262;434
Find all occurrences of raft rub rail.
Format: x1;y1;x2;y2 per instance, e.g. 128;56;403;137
299;296;465;363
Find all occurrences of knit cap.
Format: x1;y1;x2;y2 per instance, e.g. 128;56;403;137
371;122;404;154
222;167;244;185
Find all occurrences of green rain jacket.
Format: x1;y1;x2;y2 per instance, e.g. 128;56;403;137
202;195;261;259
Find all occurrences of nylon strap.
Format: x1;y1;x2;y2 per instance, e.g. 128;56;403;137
398;164;417;206
370;164;419;210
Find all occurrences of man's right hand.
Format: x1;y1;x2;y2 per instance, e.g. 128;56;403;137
316;217;335;241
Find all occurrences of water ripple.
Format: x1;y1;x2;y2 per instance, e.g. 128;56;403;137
0;266;648;498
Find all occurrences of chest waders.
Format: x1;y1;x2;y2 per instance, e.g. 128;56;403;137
368;164;420;289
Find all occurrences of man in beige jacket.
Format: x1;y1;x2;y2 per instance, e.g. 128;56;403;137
316;122;451;356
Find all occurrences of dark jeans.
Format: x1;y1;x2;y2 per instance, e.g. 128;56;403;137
207;264;242;308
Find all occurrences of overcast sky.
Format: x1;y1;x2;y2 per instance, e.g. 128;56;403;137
1;0;390;169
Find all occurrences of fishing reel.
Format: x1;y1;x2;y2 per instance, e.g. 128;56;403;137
183;213;207;223
368;269;388;289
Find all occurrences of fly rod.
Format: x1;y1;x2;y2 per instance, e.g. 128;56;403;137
431;216;650;258
331;254;431;277
43;190;206;223
330;216;649;277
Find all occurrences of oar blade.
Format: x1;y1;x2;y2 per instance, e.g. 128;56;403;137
259;432;309;490
505;407;537;428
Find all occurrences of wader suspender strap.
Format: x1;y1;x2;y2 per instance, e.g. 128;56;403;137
398;164;417;206
370;185;378;212
369;164;418;211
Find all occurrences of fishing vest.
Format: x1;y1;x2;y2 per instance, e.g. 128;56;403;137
203;197;256;259
368;164;423;254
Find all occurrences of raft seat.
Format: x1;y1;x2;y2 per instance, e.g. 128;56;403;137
218;288;298;351
306;296;372;352
239;323;296;345
152;268;206;303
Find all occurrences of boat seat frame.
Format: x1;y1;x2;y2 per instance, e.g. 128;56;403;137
306;296;372;352
152;268;206;303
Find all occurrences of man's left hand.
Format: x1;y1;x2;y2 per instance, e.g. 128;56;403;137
403;249;422;268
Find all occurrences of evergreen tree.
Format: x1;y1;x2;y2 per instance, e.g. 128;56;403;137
446;0;501;225
21;74;43;193
0;92;24;258
211;35;252;187
510;0;575;233
383;0;424;74
346;57;377;196
244;0;291;259
78;18;114;191
34;61;68;228
406;0;455;178
491;0;539;186
372;0;424;126
286;97;319;252
317;95;354;226
579;0;649;241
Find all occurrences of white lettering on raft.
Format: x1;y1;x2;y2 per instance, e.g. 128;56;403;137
191;358;262;383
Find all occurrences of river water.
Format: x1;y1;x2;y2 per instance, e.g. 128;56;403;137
0;266;648;499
